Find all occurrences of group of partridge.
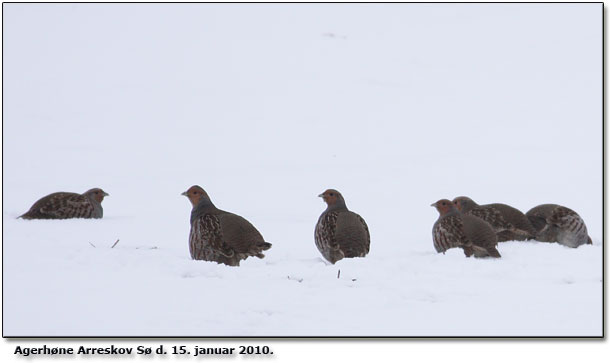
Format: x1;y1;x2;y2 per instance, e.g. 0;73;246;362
18;185;592;265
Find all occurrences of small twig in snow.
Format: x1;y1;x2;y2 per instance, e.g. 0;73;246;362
88;242;96;248
111;239;120;248
337;269;341;279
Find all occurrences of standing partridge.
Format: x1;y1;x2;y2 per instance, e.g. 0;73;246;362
314;189;370;264
19;188;109;220
526;204;592;248
452;196;536;242
432;199;501;258
182;185;271;266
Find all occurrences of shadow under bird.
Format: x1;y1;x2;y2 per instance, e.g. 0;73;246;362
19;188;109;220
525;204;592;248
314;189;370;264
452;196;536;242
182;185;272;266
431;199;501;258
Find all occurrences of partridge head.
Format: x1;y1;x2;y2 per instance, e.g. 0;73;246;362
315;188;370;263
318;189;345;207
182;185;211;207
431;199;458;216
452;196;478;213
84;188;109;203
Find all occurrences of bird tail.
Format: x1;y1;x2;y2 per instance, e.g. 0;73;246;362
587;236;593;245
470;245;501;258
253;242;272;259
487;246;502;258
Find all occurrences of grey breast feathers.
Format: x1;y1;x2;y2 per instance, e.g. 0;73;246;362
432;215;467;253
315;211;346;264
189;214;226;261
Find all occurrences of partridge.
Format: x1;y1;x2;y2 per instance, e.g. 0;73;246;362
432;199;501;258
452;196;536;242
19;188;108;220
182;185;271;266
314;189;370;264
526;204;592;248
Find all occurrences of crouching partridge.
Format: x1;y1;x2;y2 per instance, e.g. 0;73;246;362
182;185;271;266
315;189;370;264
19;188;109;220
526;204;592;248
432;199;501;258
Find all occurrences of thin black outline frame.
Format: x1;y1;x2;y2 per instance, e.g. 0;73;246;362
1;1;605;339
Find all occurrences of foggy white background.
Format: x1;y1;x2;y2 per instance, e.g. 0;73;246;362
2;3;602;337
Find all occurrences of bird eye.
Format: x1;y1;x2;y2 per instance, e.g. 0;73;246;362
330;193;334;196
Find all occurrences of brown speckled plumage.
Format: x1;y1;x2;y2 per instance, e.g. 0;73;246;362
182;185;271;266
315;189;370;264
453;196;536;242
19;188;108;220
432;199;500;258
526;204;592;248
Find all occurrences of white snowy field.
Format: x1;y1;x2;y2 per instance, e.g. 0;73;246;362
1;3;602;336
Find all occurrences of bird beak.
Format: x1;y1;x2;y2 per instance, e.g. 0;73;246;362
430;202;437;207
318;193;324;198
103;192;109;197
181;191;188;196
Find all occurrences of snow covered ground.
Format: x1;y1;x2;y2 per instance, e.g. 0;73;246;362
2;3;602;336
